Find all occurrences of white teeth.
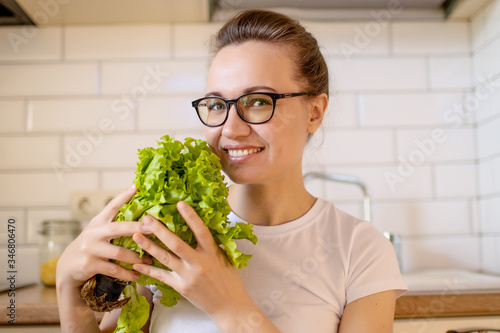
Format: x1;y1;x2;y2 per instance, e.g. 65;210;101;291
228;148;262;157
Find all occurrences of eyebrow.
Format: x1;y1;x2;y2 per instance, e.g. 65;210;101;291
204;85;278;97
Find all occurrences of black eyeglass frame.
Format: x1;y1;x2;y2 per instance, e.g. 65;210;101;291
191;92;308;127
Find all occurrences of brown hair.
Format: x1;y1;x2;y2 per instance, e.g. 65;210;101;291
211;9;329;98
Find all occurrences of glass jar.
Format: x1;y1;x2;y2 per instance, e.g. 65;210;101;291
38;220;81;287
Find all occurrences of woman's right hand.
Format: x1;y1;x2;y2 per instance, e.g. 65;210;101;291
56;185;152;290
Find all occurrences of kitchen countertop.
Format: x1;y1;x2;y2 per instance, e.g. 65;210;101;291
1;269;500;325
403;269;500;295
0;284;59;325
396;269;500;319
0;284;103;325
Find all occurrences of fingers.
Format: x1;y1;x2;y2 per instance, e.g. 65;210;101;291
134;217;185;268
132;262;177;287
93;260;140;282
104;220;152;240
97;184;137;223
133;233;178;268
176;201;214;250
98;242;153;266
96;201;215;284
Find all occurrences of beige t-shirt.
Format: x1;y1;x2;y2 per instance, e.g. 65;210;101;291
149;198;407;332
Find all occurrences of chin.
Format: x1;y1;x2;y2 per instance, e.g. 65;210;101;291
225;173;251;185
223;169;257;185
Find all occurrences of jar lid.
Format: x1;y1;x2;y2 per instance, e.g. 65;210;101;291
38;219;82;235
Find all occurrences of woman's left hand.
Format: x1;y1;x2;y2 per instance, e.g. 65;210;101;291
131;201;252;320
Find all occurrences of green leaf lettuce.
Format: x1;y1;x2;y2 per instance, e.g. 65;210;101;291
111;135;257;332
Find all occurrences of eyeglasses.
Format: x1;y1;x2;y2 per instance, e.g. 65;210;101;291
191;92;307;127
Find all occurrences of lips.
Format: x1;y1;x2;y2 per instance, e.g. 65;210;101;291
227;147;263;157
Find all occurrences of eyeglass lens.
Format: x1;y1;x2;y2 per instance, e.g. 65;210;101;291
197;93;274;126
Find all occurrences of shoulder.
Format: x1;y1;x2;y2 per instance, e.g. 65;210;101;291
313;199;378;239
314;199;399;271
302;199;394;264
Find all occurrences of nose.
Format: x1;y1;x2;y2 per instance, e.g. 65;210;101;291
222;104;251;139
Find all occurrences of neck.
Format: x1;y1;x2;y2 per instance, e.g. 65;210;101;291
228;171;316;226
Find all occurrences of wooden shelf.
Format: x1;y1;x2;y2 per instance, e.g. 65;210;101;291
396;293;500;319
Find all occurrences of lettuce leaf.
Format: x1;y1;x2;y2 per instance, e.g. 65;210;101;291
111;135;257;332
115;284;150;333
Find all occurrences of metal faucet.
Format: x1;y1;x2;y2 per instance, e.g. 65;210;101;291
303;171;372;222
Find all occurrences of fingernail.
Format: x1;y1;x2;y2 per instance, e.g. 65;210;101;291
177;201;188;212
128;184;137;192
133;272;140;280
133;233;144;245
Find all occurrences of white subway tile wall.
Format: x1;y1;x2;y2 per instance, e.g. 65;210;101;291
326;93;358;127
27;98;136;132
480;196;500;234
173;23;222;58
101;170;136;190
428;56;473;89
0;27;61;61
401;236;481;272
137;96;202;131
1;0;499;273
0;136;60;169
478;156;500;196
320;165;435;201
26;209;72;244
64;25;171;60
481;236;500;275
101;61;207;95
396;127;476;162
391;22;470;55
473;36;500;85
320;129;394;164
477;116;500;159
329;58;428;91
373;200;472;236
303;21;390;57
434;163;477;198
0;172;98;207
0;63;99;96
62;133;161;168
358;92;466;127
0;100;25;132
475;84;500;123
472;0;500;274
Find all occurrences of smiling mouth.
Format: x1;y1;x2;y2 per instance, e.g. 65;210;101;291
227;148;263;157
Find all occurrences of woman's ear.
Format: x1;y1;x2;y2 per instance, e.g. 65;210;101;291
307;93;328;134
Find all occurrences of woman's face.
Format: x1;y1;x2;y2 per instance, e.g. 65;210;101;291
204;41;323;185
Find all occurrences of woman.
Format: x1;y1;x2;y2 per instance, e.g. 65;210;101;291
56;9;407;332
